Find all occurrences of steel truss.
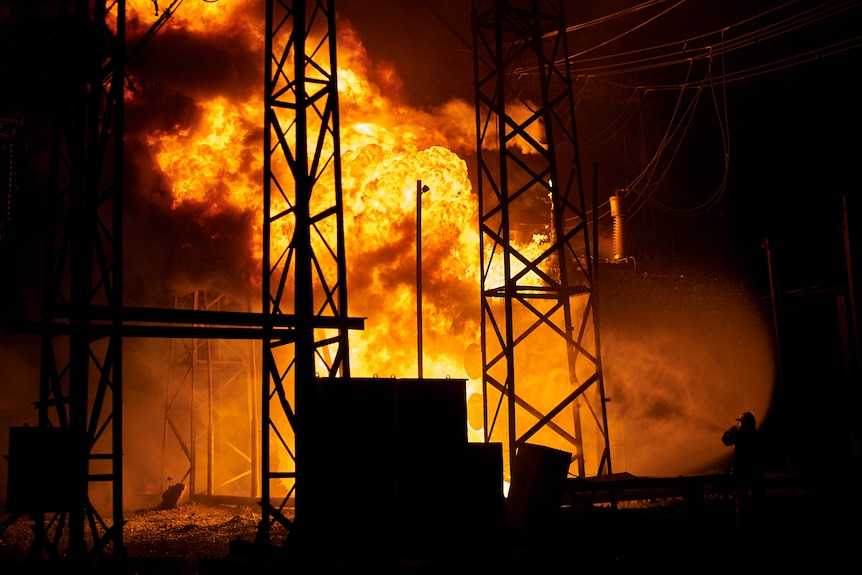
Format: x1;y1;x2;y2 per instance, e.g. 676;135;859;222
0;0;362;564
472;0;612;480
261;0;358;546
35;0;126;562
163;290;259;502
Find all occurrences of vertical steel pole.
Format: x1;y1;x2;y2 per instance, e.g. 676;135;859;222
417;179;424;379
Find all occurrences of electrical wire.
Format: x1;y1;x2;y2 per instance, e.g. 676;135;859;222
567;0;860;87
566;0;690;62
429;0;860;234
572;0;857;228
578;86;647;149
555;0;671;35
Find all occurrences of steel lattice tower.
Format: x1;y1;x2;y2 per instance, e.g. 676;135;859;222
163;290;259;502
260;0;360;547
472;0;612;480
0;0;360;563
35;0;126;561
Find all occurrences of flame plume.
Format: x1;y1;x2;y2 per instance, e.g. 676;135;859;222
126;1;482;399
115;1;775;497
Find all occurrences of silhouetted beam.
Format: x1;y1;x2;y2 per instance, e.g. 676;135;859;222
54;304;365;329
0;322;294;339
0;305;365;338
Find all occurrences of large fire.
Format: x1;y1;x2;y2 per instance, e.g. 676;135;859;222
112;0;775;506
133;1;480;385
123;1;489;505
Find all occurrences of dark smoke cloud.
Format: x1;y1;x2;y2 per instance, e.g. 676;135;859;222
128;26;262;104
123;139;258;306
122;21;266;306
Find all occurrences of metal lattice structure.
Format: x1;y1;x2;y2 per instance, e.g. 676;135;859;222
35;0;126;561
472;0;612;480
1;0;360;561
163;290;258;502
261;0;360;545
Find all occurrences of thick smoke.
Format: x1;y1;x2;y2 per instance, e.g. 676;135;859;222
123;14;265;306
116;4;484;505
600;269;775;475
0;3;781;507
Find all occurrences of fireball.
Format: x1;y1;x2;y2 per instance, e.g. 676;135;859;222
121;1;774;502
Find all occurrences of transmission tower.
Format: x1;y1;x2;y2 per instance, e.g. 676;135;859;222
32;0;126;562
472;0;612;480
1;114;24;317
260;0;361;547
0;0;360;564
163;290;258;502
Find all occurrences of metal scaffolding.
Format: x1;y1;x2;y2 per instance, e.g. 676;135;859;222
260;0;360;547
472;0;612;480
0;0;362;563
163;290;258;502
34;0;126;561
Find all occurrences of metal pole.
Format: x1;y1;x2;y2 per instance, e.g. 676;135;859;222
842;195;860;458
764;239;785;397
763;237;791;472
206;337;214;496
842;195;860;380
417;179;424;379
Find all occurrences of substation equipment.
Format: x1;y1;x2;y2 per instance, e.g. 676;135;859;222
472;0;612;479
0;0;612;564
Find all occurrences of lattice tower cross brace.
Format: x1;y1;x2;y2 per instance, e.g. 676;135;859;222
261;0;356;546
35;0;126;562
472;0;612;479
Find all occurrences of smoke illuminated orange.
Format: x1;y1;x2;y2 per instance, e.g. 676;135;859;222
124;0;775;498
132;1;491;456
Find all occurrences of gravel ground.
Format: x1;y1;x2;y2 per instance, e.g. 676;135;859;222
1;483;860;574
0;502;279;574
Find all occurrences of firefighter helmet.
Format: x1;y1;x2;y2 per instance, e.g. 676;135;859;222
736;411;756;428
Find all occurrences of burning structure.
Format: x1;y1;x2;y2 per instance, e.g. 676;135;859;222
1;0;858;571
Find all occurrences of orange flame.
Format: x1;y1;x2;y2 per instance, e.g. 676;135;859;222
126;1;776;486
134;1;483;395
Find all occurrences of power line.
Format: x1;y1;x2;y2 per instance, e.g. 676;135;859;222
574;0;858;226
567;0;861;88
